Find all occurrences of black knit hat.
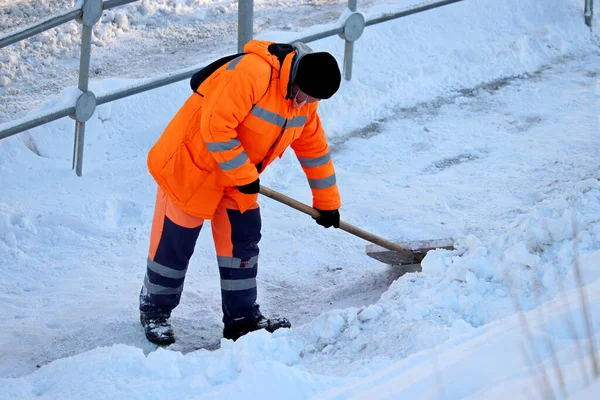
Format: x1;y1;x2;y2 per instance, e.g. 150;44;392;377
294;52;341;99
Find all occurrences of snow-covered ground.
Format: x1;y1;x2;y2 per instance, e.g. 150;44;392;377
1;0;600;399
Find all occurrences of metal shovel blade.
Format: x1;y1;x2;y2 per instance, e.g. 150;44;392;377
366;238;455;266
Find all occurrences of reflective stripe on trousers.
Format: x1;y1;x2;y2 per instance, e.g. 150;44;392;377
140;188;262;324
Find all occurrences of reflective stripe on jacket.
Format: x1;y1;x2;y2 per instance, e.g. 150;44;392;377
147;40;341;219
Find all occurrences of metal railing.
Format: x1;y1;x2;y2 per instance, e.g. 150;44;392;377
0;0;138;175
0;0;592;175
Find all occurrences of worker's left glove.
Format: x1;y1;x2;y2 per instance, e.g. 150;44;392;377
314;209;340;229
237;178;260;194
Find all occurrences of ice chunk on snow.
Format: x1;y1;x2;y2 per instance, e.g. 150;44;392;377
504;241;540;268
542;209;576;242
450;318;474;336
358;305;382;322
421;250;450;275
575;178;600;193
311;313;346;340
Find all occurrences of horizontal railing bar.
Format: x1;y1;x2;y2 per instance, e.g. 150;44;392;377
365;0;464;27
295;26;345;44
96;67;201;105
0;9;82;49
0;107;74;140
0;9;81;49
0;0;139;50
103;0;139;11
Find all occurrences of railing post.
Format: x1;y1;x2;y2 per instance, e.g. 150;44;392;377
585;0;594;28
72;0;101;176
344;0;358;81
238;0;253;53
341;1;365;81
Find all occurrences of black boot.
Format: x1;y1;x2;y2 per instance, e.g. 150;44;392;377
223;316;291;341
140;315;176;345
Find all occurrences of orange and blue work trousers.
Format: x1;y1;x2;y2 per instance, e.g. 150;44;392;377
139;188;262;325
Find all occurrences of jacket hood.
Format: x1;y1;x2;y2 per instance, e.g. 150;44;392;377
244;40;314;99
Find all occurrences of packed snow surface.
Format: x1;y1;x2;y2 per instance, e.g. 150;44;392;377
1;0;599;399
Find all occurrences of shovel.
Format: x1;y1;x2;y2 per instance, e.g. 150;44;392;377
259;185;454;267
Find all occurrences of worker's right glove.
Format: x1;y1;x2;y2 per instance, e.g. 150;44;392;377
237;178;260;194
314;209;340;229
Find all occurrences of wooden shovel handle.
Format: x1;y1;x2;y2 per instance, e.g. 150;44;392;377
259;185;414;259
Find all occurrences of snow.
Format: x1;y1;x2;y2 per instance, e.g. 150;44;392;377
1;0;600;399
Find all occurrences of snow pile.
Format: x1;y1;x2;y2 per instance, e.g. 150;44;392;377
288;179;600;376
0;0;220;87
422;178;600;311
324;278;600;399
2;1;93;87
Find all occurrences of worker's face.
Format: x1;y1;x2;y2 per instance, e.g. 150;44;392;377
292;86;320;109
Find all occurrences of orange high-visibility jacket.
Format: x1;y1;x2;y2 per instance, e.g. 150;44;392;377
147;40;341;219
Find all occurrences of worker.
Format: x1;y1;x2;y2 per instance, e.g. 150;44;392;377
139;40;342;345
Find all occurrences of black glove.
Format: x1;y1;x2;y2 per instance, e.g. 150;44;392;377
237;178;260;194
314;209;340;229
